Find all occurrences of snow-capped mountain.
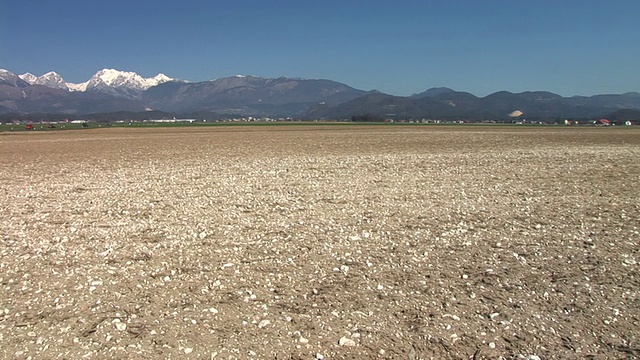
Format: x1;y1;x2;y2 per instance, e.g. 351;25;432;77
1;69;30;88
20;71;68;90
18;72;38;84
69;69;174;96
15;68;176;97
0;69;147;114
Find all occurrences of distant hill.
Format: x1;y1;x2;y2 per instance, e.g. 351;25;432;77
605;108;640;121
310;89;640;121
1;68;639;120
410;87;457;98
141;76;370;116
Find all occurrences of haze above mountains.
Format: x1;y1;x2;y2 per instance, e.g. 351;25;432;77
1;68;639;121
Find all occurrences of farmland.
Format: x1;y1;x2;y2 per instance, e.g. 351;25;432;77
1;125;639;359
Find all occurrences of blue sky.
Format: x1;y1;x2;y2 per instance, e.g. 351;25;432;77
1;0;638;96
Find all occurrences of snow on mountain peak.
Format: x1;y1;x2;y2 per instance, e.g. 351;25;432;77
17;71;68;89
86;68;174;91
19;72;38;84
67;82;88;92
152;73;172;82
90;69;143;88
5;68;175;93
0;69;29;87
35;71;67;89
233;74;261;79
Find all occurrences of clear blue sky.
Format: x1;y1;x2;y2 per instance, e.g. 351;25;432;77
1;0;638;96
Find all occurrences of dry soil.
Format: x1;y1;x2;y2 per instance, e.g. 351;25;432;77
1;125;639;359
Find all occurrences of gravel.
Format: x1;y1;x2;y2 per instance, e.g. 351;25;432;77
1;125;639;359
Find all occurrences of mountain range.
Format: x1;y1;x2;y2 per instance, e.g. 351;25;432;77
18;69;174;97
1;68;639;121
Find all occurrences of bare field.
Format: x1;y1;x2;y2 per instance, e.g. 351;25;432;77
1;125;639;359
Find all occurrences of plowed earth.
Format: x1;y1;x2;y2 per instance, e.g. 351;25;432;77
1;125;639;359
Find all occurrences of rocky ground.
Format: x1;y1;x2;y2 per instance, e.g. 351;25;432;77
1;125;639;359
